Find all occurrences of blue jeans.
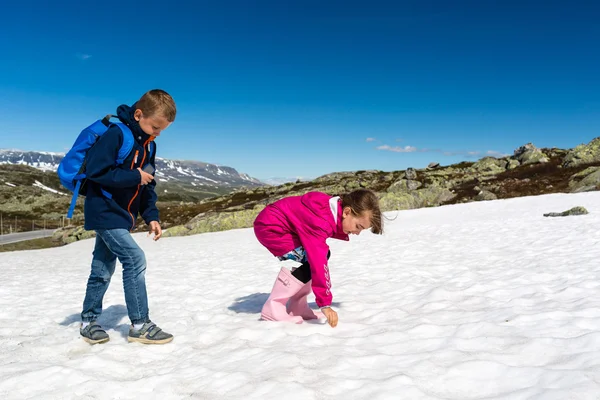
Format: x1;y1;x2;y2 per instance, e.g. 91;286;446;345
81;229;150;325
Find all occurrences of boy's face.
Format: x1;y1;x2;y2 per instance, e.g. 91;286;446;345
134;109;171;137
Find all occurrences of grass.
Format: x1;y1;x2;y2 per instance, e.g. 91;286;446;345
0;236;64;253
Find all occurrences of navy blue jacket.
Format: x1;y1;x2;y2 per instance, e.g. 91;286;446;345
83;104;159;231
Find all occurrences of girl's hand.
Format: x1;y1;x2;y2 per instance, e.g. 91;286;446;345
321;307;338;328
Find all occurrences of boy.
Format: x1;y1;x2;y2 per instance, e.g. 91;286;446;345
79;89;175;345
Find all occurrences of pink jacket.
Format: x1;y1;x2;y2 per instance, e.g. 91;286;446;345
254;191;349;308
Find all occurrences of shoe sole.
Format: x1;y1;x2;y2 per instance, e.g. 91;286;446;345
82;336;110;345
127;336;174;345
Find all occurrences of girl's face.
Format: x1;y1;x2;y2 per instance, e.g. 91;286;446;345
342;207;372;235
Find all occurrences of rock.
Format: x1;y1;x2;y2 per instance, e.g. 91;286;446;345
163;204;268;237
471;157;508;175
521;151;549;165
514;143;537;158
407;180;422;191
345;180;361;191
507;159;520;169
52;225;95;244
387;176;423;193
162;224;191;237
563;137;600;168
474;190;498;201
568;166;600;193
387;179;409;193
422;169;470;189
543;206;589;217
379;185;456;211
405;168;417;180
427;162;440;169
513;143;549;165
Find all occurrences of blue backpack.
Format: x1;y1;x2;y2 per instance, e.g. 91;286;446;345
58;115;135;219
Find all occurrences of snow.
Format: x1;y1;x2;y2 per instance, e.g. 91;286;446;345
0;161;58;172
191;174;219;184
5;182;16;187
175;166;191;176
1;191;600;399
32;180;67;196
172;166;219;184
0;149;64;156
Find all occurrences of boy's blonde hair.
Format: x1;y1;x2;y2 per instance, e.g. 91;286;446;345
341;189;383;234
136;89;177;122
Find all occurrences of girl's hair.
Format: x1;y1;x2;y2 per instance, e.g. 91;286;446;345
341;189;383;234
137;89;177;122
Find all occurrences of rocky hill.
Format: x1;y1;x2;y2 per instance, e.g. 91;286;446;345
4;138;600;247
152;138;600;239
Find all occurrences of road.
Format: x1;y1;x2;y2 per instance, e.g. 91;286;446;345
0;229;56;245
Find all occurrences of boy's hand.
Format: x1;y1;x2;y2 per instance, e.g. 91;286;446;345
137;168;154;185
321;307;338;328
148;221;162;241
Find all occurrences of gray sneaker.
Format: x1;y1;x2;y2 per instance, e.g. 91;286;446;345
128;322;173;344
80;321;110;344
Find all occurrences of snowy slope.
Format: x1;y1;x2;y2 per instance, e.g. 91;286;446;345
1;192;600;399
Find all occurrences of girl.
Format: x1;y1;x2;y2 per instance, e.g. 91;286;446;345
254;189;383;327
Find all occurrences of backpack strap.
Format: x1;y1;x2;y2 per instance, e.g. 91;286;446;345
112;122;134;165
101;114;115;127
99;115;134;165
67;180;82;219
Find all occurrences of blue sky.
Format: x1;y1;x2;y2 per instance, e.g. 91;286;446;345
0;1;599;181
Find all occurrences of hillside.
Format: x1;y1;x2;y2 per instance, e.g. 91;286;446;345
2;138;599;248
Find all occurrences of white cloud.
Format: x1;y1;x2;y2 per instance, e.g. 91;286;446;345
377;145;506;159
441;150;481;158
366;137;376;142
76;53;92;61
376;145;418;153
486;150;508;157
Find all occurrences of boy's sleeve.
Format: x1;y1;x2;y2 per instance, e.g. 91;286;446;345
85;126;141;188
139;151;159;223
299;229;333;308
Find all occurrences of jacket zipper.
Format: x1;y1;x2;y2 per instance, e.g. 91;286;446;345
127;139;152;231
130;150;139;170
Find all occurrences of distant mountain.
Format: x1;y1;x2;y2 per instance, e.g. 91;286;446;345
0;150;63;171
154;157;262;187
0;149;264;200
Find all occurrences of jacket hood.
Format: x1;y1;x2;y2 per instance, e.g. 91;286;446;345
117;103;152;144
